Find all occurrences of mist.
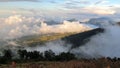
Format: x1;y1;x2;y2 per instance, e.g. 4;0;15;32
22;24;120;58
25;40;72;55
71;24;120;58
1;15;120;59
24;20;120;58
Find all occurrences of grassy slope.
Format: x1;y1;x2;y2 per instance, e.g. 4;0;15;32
16;33;77;46
16;28;104;47
1;28;102;50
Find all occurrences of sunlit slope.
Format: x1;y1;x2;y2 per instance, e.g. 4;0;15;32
15;28;104;47
16;33;77;46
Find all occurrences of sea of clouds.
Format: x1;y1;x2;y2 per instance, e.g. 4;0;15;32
0;15;93;40
1;15;120;58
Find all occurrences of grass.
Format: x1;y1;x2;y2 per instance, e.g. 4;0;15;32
16;33;76;46
1;58;120;68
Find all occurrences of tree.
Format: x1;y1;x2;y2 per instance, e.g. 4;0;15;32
44;50;55;61
18;50;27;59
55;52;76;61
3;49;12;60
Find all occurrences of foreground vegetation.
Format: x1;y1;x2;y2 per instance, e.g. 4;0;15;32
0;49;76;64
1;58;120;68
0;49;120;68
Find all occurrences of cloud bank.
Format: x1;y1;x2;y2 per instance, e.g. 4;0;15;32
71;24;120;58
0;15;93;39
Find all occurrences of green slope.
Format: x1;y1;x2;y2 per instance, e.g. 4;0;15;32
16;33;77;46
15;28;104;47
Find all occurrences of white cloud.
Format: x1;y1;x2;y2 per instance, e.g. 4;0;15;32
95;0;109;5
62;0;117;15
39;20;92;34
0;15;93;39
75;25;120;58
84;6;116;15
70;6;116;15
5;15;22;25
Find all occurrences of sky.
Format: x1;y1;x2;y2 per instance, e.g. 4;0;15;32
0;0;120;21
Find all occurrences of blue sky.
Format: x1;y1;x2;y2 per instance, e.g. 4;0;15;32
0;0;120;21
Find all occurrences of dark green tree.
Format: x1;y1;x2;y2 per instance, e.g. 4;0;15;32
44;50;55;61
18;50;27;59
3;49;12;60
55;52;76;61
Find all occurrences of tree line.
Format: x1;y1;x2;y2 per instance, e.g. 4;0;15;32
0;49;76;64
1;49;120;64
